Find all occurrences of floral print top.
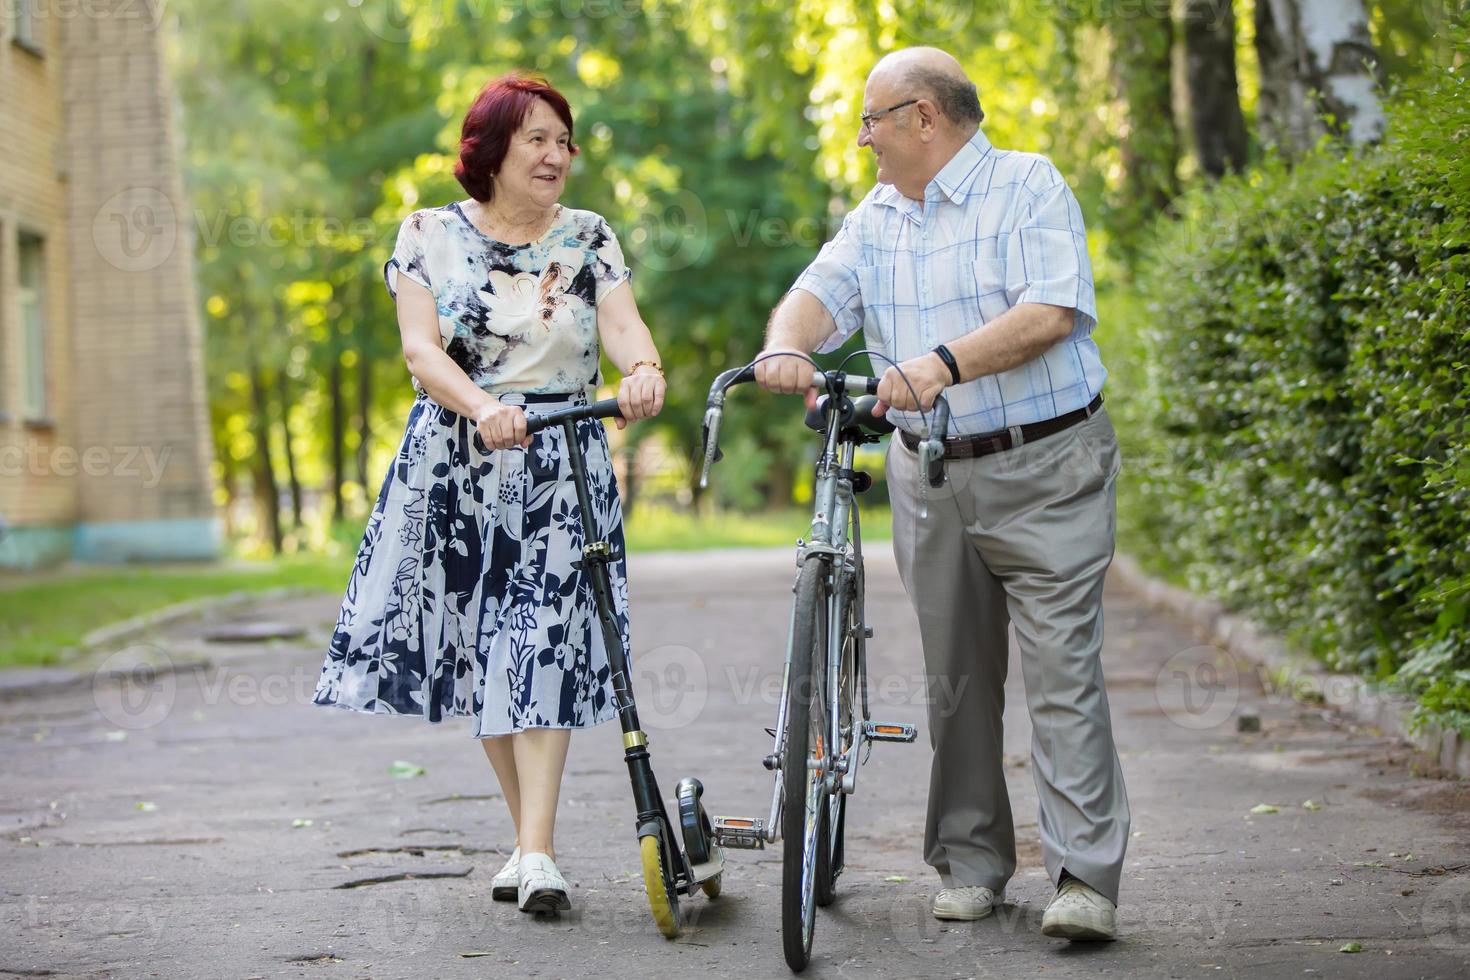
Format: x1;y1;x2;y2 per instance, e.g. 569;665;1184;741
384;202;632;395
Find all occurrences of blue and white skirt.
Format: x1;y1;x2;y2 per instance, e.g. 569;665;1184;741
312;391;626;738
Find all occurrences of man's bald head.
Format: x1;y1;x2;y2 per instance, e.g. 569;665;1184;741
870;47;984;129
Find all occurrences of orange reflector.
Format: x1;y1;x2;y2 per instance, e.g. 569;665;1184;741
875;726;903;734
723;819;753;827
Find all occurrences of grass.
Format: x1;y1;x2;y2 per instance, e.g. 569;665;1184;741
0;505;891;670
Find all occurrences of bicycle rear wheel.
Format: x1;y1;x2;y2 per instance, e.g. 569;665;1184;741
781;557;830;972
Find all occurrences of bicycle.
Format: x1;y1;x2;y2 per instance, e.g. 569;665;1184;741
699;357;951;971
509;398;727;938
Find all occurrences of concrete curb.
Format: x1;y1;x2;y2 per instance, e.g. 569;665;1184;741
1110;553;1470;778
0;586;310;701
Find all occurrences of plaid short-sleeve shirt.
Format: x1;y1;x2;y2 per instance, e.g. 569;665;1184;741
792;129;1106;436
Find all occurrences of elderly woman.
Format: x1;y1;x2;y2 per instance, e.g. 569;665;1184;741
313;73;665;915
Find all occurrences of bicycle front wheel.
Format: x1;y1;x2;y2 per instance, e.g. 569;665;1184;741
781;557;831;972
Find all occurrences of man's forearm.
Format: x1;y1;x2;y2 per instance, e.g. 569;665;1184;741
766;288;838;353
945;302;1074;382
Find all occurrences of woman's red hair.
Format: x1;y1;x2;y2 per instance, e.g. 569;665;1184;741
454;73;579;202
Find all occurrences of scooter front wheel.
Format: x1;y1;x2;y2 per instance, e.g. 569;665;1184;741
640;833;681;939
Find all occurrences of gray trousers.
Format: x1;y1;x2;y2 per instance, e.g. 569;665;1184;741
886;406;1130;904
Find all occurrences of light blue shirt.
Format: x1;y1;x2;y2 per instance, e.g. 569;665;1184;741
792;129;1106;436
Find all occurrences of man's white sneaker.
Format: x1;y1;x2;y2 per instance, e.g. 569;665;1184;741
1041;876;1117;940
490;846;520;902
932;885;1004;921
517;852;571;914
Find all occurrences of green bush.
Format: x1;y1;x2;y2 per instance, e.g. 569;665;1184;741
1121;32;1470;734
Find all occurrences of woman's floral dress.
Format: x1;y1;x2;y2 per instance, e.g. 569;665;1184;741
312;202;633;737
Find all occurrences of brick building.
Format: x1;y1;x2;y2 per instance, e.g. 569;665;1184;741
0;1;217;569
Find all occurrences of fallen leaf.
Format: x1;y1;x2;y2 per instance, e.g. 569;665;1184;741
1339;941;1362;953
884;875;909;883
1302;800;1322;811
388;760;427;779
1250;804;1280;815
136;801;157;812
292;818;314;828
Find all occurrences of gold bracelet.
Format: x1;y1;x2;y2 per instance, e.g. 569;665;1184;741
628;359;663;376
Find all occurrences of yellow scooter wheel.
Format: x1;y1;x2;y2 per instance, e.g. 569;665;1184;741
640;834;680;938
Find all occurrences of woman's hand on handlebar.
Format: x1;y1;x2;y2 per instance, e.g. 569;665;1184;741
754;347;818;410
474;399;531;450
874;352;949;415
614;369;666;430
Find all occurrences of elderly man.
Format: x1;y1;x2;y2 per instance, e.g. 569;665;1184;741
755;48;1127;941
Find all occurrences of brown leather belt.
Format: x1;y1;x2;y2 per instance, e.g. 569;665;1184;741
899;394;1103;460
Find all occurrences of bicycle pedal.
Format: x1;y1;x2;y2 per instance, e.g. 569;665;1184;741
711;815;766;850
863;722;918;743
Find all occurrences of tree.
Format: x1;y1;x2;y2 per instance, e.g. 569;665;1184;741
1255;0;1385;156
1182;0;1249;177
1108;9;1182;260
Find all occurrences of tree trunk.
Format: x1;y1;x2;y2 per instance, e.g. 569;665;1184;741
356;351;372;492
275;370;304;531
329;339;345;523
1182;0;1249;177
1255;0;1384;157
1110;11;1181;256
247;354;283;555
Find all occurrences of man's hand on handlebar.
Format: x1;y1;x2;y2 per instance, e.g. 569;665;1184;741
753;346;819;410
875;352;950;415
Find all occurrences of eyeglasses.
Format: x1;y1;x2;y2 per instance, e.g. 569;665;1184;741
859;98;919;132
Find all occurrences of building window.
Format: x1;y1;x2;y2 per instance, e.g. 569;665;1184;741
18;233;46;420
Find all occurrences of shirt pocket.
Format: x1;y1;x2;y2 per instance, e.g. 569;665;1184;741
970;257;1012;324
856;263;897;348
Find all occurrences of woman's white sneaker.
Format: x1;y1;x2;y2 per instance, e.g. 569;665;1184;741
517;852;571;913
490;846;520;902
1041;876;1117;940
932;885;1004;921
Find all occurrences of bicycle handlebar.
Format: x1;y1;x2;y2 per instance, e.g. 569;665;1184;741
523;397;624;435
700;362;950;490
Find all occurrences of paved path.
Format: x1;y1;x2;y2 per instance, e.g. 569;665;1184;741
2;549;1467;978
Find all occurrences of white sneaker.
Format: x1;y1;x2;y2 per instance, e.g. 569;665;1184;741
517;852;571;913
1041;876;1117;940
490;846;520;902
932;885;1005;921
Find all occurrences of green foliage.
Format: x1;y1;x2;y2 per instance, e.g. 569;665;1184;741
1119;29;1470;733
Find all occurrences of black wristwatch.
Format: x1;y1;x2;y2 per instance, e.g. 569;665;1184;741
932;344;962;385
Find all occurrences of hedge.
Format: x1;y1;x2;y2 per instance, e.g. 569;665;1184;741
1118;34;1470;735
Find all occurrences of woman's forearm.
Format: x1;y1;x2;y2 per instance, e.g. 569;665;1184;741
601;321;660;375
404;342;497;418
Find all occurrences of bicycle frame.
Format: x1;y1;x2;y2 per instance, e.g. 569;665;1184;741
763;404;871;845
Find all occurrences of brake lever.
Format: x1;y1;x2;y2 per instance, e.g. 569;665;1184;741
699;406;725;489
917;395;951;489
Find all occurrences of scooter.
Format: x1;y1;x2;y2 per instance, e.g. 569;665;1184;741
521;397;726;938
